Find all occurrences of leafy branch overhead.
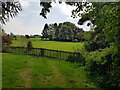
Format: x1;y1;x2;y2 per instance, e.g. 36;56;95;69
39;1;93;24
40;1;119;43
0;0;22;25
40;2;52;18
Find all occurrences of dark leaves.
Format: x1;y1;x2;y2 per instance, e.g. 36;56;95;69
40;2;52;19
0;1;22;26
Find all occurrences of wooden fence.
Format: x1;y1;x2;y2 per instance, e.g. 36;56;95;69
4;46;80;60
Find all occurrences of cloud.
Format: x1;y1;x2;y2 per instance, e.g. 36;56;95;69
58;3;74;16
19;0;30;8
57;2;80;20
3;18;42;35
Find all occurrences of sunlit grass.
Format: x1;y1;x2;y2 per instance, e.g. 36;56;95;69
2;53;96;88
12;38;84;52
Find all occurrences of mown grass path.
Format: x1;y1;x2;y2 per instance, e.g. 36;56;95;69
2;53;96;88
48;60;69;86
19;59;33;88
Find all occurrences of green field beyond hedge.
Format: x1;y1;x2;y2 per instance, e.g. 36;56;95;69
2;53;96;88
12;38;84;52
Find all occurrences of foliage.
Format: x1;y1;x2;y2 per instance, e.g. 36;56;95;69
41;23;58;40
40;2;52;19
74;28;84;41
27;41;33;49
0;0;22;25
0;29;7;35
84;41;110;52
67;52;85;66
1;35;12;52
83;31;93;41
2;35;12;45
19;36;29;47
58;25;74;41
29;34;41;38
41;23;49;39
63;22;76;30
25;35;30;39
41;22;82;41
85;46;120;88
47;24;56;40
26;41;33;53
84;41;99;51
39;2;119;44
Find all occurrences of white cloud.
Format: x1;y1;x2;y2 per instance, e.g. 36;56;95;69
3;18;42;35
19;0;30;8
58;3;74;17
57;2;81;20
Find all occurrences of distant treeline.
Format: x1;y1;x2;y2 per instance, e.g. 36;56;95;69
41;22;88;42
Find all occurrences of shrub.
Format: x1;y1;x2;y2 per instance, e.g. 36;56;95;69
85;47;120;88
27;41;32;51
84;41;99;51
84;41;109;52
67;52;85;66
1;35;12;52
2;35;12;45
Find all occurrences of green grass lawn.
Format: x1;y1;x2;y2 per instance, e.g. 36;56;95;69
2;53;96;88
12;38;84;52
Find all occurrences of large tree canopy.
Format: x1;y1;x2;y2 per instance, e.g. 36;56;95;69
40;1;120;43
0;0;22;25
41;22;79;41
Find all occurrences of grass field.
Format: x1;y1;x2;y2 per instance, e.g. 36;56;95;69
12;38;84;52
2;53;96;88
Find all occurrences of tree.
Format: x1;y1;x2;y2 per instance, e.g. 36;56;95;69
25;35;30;39
55;23;62;40
74;28;84;41
41;23;49;39
0;28;7;35
40;2;52;19
83;31;93;41
2;35;12;45
58;25;74;41
0;0;22;25
41;22;79;41
10;32;14;40
20;36;28;47
1;35;12;52
27;41;32;49
47;24;55;40
63;22;76;30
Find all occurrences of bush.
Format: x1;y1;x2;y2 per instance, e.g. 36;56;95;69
2;35;12;45
67;52;85;66
1;35;12;52
85;47;120;88
84;41;99;51
84;41;109;52
27;41;32;51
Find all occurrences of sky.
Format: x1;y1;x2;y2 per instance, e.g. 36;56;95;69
3;0;91;35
